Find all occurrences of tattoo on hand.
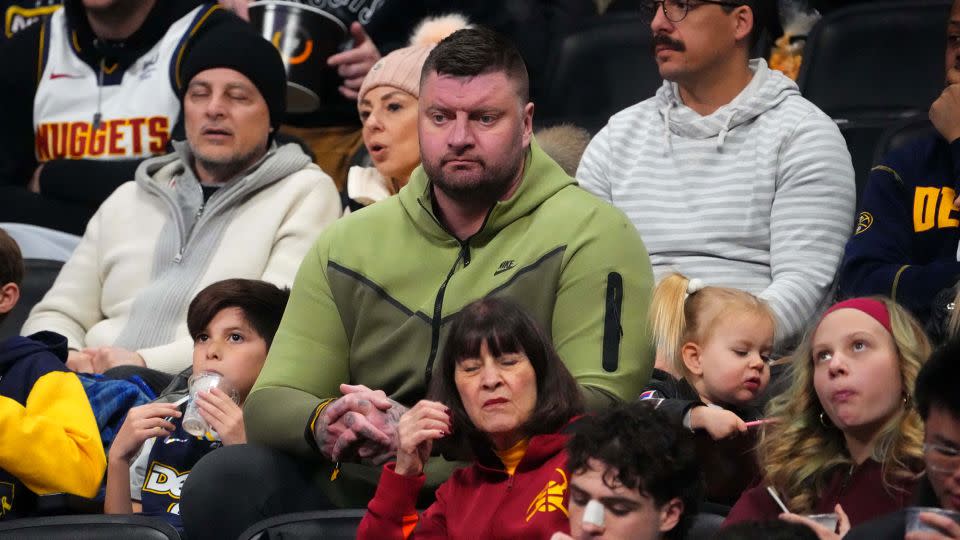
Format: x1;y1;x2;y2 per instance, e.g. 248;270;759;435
386;400;407;429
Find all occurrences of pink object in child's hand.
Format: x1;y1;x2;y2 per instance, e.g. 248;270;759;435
744;419;776;428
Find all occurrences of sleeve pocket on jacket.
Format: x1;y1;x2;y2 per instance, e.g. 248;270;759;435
602;272;623;373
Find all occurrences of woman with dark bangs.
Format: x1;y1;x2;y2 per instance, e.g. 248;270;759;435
357;297;585;539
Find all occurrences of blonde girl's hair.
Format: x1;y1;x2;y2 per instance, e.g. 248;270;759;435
756;297;929;513
947;287;960;339
649;273;776;378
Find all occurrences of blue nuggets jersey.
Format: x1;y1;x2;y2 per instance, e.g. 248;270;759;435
139;415;221;532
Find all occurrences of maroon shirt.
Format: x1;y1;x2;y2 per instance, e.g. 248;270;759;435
724;459;917;528
358;429;572;539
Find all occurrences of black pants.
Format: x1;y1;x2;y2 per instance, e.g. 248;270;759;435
180;444;340;540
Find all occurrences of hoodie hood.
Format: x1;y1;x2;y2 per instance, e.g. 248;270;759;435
0;332;67;374
399;137;575;244
655;59;801;152
135;140;311;233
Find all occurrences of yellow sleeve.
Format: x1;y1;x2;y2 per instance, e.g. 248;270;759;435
0;371;105;497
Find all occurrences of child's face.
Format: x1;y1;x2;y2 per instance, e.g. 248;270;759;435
191;307;268;403
811;308;903;436
688;311;773;407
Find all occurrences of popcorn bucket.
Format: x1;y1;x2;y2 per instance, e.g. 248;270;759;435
249;0;383;113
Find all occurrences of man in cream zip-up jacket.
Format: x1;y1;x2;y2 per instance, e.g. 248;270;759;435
22;21;341;378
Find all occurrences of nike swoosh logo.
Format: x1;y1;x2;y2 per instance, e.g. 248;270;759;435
494;263;516;276
49;72;77;79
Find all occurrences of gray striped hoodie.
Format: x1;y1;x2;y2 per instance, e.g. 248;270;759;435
577;59;855;341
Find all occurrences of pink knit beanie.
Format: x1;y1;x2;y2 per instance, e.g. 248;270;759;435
358;14;470;103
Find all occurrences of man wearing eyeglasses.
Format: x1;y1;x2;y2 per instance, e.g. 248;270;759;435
845;338;960;540
577;0;855;349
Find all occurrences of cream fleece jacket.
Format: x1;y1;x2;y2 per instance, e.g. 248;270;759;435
23;142;341;373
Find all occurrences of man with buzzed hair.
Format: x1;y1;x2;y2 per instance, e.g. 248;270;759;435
181;26;655;540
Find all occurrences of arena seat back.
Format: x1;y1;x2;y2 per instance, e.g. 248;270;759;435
540;13;662;133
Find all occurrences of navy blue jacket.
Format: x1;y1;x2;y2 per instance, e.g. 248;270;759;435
0;331;104;518
839;133;960;321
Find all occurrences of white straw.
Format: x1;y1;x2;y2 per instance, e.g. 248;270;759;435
170;395;190;407
766;486;790;514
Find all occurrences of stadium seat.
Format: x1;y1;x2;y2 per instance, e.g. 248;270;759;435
686;513;725;540
834;115;940;209
872;116;939;165
0;258;64;340
797;0;950;121
0;515;179;539
237;508;366;540
539;13;661;133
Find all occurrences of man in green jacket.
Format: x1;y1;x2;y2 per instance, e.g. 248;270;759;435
181;27;654;539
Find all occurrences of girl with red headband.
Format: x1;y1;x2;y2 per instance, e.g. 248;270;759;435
725;297;930;534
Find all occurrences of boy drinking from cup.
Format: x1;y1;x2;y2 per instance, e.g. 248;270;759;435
104;279;289;533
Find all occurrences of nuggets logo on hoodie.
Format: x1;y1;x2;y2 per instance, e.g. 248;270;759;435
525;468;569;522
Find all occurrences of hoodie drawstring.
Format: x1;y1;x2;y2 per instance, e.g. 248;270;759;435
717;108;736;150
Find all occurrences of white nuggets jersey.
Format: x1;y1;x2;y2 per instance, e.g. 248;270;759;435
33;5;215;162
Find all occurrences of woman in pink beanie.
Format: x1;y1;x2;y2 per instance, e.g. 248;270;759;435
346;14;469;210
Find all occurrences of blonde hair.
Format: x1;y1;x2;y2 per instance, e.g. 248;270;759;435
756;297;929;513
948;288;960;339
650;273;775;378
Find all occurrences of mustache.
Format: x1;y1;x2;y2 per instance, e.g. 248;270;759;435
652;34;685;53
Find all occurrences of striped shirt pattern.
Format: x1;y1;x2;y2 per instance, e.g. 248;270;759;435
577;60;855;340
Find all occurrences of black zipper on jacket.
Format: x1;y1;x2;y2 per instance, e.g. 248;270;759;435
416;194;494;385
425;242;470;385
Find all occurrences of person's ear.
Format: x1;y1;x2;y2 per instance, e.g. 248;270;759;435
521;101;534;147
732;5;754;43
0;282;20;315
680;342;703;376
658;497;684;534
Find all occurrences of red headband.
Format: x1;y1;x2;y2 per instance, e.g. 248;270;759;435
820;298;892;334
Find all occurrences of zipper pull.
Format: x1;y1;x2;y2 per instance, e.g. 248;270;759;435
330;461;341;481
195;203;205;220
94;59;105;129
173;251;183;264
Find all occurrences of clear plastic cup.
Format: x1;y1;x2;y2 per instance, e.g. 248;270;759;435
182;372;237;438
804;513;838;532
905;506;960;533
